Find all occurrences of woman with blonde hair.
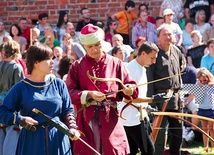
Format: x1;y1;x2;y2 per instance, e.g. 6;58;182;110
187;30;207;68
194;10;210;36
196;68;214;153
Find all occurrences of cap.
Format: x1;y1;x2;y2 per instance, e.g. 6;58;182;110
163;9;175;16
80;24;104;45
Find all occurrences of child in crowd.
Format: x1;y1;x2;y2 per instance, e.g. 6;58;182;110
111;0;137;45
34;12;49;37
105;19;117;46
57;55;74;81
201;38;214;75
53;46;63;76
111;45;125;62
32;28;40;43
196;68;214;153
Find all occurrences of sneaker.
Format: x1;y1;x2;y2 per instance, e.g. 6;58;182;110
185;130;195;142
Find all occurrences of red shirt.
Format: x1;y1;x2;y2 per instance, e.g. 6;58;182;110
16;59;28;77
21;27;31;49
66;53;138;155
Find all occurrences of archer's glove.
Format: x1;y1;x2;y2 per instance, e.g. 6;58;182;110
152;93;170;103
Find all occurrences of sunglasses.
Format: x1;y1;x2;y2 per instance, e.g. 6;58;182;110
111;23;117;26
199;80;208;84
199;75;209;84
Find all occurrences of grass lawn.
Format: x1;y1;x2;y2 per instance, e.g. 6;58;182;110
136;140;214;155
182;140;214;155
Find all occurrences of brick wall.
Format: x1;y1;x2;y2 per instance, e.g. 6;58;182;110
0;0;163;30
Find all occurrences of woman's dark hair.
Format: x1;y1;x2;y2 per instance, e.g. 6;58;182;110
138;3;148;11
56;11;68;28
38;13;48;20
185;18;195;26
9;24;22;37
57;56;72;78
112;46;122;56
125;0;135;10
105;19;116;34
26;44;53;74
95;21;105;29
207;38;214;47
155;16;164;21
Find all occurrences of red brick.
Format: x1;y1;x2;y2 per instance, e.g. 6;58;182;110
35;1;48;5
60;5;67;9
8;17;19;21
98;8;108;13
6;6;18;11
97;0;110;2
15;1;28;5
0;2;7;6
26;6;39;11
151;1;162;6
50;11;57;15
87;4;100;8
56;0;69;4
77;0;88;3
48;0;55;4
7;2;15;5
99;3;107;8
2;0;165;29
108;3;121;8
69;0;76;3
17;12;29;16
47;5;59;10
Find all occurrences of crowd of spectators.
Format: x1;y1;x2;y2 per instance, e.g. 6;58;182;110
0;0;214;154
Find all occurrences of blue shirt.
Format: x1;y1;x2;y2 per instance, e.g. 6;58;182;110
201;54;214;75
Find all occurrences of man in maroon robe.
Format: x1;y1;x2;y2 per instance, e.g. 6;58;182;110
66;24;138;155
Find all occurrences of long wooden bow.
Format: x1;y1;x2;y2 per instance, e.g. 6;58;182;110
151;112;214;143
87;71;184;120
86;70;127;89
151;112;214;122
87;70;133;120
168;114;214;143
87;71;184;94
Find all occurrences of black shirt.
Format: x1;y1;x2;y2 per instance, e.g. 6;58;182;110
187;44;206;68
151;45;186;110
184;0;212;22
76;19;97;31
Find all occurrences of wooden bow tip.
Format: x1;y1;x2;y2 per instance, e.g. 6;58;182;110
119;111;127;120
86;70;127;88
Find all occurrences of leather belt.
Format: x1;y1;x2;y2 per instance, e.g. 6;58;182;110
89;101;117;108
156;89;179;93
0;124;7;129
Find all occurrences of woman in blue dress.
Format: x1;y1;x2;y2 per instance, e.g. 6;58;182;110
0;44;80;155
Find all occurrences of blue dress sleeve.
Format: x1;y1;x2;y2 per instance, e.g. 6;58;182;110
56;79;74;117
0;82;22;126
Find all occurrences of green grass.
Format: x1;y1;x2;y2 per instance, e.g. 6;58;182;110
136;141;214;155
